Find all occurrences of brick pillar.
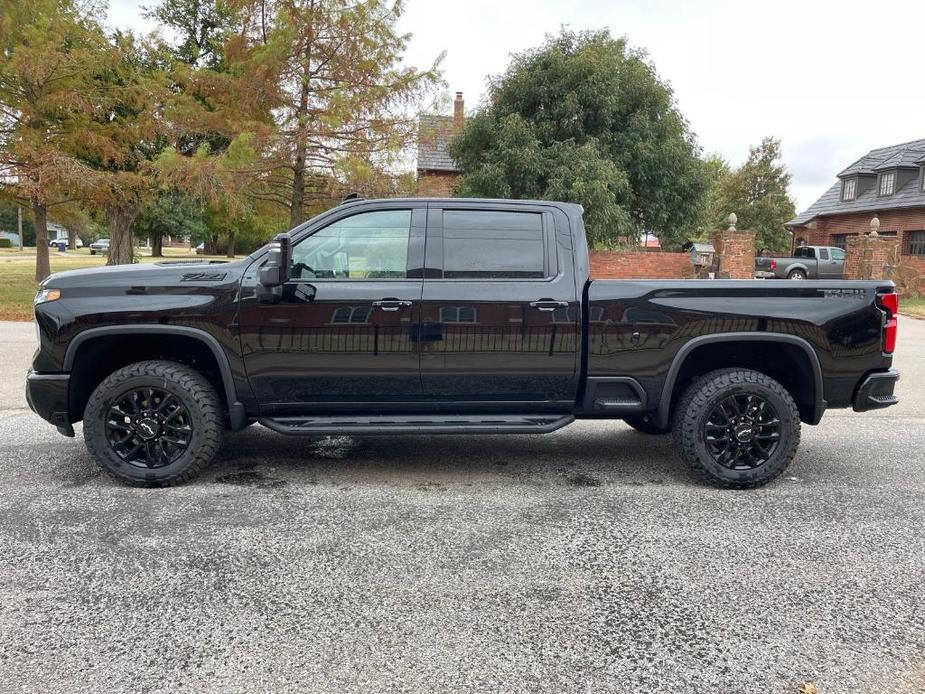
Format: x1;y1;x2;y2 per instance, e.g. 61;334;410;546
710;229;756;279
844;235;901;281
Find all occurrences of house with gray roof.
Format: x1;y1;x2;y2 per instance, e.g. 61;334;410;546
416;92;464;197
788;139;925;271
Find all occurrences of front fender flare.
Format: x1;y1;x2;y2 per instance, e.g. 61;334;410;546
63;324;248;430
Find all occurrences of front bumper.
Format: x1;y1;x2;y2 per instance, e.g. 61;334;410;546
25;371;74;436
852;369;900;412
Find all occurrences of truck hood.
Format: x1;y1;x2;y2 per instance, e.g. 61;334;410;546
41;259;250;289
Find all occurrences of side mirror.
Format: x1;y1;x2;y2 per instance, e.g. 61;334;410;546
258;233;291;287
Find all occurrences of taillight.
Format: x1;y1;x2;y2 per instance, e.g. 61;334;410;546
770;259;777;270
878;292;898;354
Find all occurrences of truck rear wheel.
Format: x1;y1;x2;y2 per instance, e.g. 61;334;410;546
83;360;223;486
672;368;800;489
623;413;670;435
788;269;806;280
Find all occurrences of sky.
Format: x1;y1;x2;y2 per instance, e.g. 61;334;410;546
107;0;925;211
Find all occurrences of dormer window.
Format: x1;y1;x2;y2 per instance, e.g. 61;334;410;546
879;171;896;196
841;178;856;201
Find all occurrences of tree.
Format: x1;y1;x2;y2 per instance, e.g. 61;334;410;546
237;0;442;226
709;137;796;253
448;29;707;250
77;31;169;265
134;189;208;256
0;0;108;279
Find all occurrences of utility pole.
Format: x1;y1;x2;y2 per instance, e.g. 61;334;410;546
17;204;23;251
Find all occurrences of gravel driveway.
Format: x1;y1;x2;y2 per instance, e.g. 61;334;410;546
1;319;923;693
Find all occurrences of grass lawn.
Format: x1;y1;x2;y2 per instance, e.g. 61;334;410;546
0;247;241;321
901;297;925;319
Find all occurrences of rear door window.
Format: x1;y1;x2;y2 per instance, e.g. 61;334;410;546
440;210;547;279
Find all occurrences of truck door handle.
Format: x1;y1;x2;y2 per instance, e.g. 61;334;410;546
530;300;568;311
372;299;412;311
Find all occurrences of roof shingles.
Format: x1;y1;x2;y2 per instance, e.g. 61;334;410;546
416;114;460;173
791;138;925;225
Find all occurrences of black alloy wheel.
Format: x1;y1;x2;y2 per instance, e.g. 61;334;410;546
672;368;801;489
105;387;193;469
84;360;223;486
702;393;781;469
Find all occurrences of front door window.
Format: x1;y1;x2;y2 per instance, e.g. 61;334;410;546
291;210;412;280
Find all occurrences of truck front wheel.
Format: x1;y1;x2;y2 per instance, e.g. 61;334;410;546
83;360;224;486
672;368;800;488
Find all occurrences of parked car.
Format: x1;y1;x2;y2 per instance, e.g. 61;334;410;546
755;245;845;280
48;238;83;248
88;239;110;255
195;242;205;255
26;198;899;489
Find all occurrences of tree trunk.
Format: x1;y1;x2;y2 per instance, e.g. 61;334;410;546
289;22;313;229
106;205;138;265
33;201;50;282
290;160;305;228
225;232;235;258
151;231;163;257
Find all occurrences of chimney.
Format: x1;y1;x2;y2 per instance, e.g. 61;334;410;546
454;91;464;128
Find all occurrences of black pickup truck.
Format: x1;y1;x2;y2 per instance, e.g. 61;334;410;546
27;198;900;489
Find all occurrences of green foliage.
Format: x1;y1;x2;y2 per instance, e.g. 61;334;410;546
0;238;11;248
449;29;707;249
708;138;796;253
143;0;236;68
0;202;33;245
134;189;209;247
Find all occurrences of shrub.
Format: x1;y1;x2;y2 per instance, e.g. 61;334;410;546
0;238;12;248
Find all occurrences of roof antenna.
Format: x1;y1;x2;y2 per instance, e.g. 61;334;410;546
341;192;362;204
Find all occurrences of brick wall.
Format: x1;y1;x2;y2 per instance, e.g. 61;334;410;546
793;207;925;252
710;229;756;279
416;171;459;197
843;234;924;295
589;251;692;279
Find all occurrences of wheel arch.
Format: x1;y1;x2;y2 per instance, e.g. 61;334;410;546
655;333;824;428
64;325;246;429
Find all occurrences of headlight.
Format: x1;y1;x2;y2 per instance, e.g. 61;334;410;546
34;288;61;305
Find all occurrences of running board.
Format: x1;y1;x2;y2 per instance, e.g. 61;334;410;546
258;413;575;436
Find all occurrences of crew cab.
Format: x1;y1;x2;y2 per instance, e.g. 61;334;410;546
755;245;845;280
26;198;900;489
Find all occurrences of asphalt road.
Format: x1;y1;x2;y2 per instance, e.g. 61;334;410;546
1;319;923;693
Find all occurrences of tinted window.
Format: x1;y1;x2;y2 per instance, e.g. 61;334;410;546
291;210;411;280
818;248;829;260
441;210;545;279
795;247;815;258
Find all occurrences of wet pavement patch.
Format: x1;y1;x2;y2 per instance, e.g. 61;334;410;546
215;470;287;489
565;473;602;487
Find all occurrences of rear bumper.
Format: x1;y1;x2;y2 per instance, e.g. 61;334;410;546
852;369;900;412
25;371;74;436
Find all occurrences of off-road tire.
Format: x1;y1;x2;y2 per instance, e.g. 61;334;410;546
623;413;670;435
672;368;800;489
83;360;223;486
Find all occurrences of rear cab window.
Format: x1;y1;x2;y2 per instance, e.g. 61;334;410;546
426;207;556;280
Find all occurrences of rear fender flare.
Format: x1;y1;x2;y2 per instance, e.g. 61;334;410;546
655;332;824;428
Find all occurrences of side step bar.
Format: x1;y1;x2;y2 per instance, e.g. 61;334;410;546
258;413;575;436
